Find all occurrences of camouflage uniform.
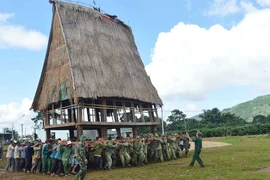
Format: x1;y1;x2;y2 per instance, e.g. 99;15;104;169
174;138;182;158
167;138;177;160
76;136;87;180
183;136;190;157
133;140;144;166
161;138;170;161
156;139;164;162
104;141;117;170
119;142;131;167
141;140;148;164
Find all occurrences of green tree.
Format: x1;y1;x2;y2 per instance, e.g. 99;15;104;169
252;115;267;124
166;109;187;131
199;108;222;128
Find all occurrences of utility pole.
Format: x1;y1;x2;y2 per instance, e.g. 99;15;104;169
161;107;164;135
21;124;23;138
12;123;14;140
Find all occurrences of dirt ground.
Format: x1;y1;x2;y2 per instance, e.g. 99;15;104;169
189;141;231;150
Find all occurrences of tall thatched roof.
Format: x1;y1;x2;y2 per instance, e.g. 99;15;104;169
31;1;162;111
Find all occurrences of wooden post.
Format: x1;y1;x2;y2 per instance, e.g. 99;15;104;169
132;127;138;138
113;101;119;122
139;104;145;122
131;102;136;122
148;105;154;122
97;128;101;139
77;126;83;141
68;109;72;123
86;108;91;122
116;128;121;138
101;127;108;140
154;105;159;122
46;109;49;126
70;100;75;123
101;99;107;122
69;129;75;141
60;102;63;124
52;104;56;125
78;107;82;123
45;129;51;140
95;109;100;122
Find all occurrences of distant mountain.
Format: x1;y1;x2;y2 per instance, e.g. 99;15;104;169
190;94;270;122
222;94;270;122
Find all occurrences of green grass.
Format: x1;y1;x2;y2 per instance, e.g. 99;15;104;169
1;135;270;180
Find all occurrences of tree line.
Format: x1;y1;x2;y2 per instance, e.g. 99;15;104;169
164;108;270;137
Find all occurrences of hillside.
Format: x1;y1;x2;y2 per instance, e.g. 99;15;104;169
222;94;270;122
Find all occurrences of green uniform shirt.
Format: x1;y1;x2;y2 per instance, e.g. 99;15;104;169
61;145;73;161
192;137;202;150
77;142;86;162
105;142;117;154
94;142;107;156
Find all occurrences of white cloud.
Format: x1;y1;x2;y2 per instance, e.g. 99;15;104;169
146;9;270;102
0;98;36;135
0;13;14;23
208;0;240;16
0;13;47;50
240;1;258;13
256;0;270;7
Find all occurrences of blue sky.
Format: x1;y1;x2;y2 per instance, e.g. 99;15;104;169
1;0;270;134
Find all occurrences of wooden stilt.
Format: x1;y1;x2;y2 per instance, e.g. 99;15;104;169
132;127;138;138
139;104;145;122
116;128;121;138
131;102;136;122
86;108;91;122
45;129;51;140
69;129;75;141
113;101;119;122
101;127;108;140
77;126;83;141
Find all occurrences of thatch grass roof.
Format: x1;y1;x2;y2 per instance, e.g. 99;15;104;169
31;1;162;111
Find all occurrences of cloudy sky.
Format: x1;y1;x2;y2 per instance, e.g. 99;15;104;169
0;0;270;134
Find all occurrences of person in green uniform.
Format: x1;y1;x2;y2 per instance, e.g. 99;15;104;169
133;136;144;166
76;135;88;180
61;141;73;176
187;132;204;168
118;139;131;167
104;140;118;170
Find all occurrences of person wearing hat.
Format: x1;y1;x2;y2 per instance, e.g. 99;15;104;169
61;141;73;176
76;135;88;180
31;139;42;173
187;131;205;168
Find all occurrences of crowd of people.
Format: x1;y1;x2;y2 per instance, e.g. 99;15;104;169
4;131;203;179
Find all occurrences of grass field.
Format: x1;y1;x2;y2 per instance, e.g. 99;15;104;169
1;135;270;180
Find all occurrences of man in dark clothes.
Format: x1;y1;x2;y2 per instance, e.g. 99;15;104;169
187;132;204;168
24;141;34;173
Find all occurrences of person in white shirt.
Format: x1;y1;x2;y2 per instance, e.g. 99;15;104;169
14;143;22;171
5;141;15;172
